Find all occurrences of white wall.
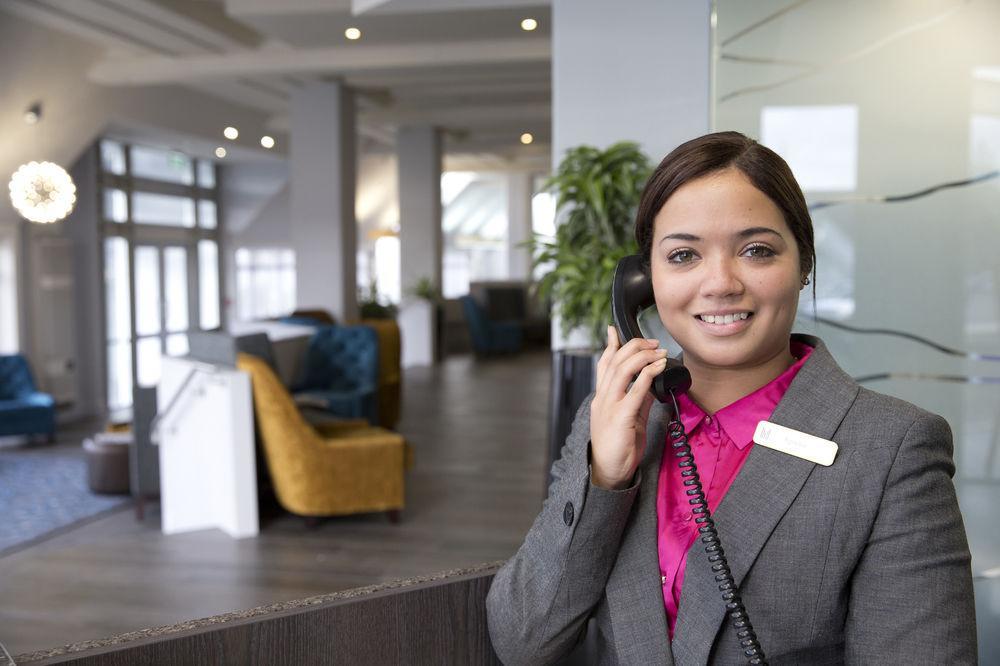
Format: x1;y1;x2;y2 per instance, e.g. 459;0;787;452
551;0;711;166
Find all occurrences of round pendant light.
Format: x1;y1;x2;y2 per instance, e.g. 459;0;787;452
8;161;77;224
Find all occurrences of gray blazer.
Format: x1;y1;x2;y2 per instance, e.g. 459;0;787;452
486;334;977;665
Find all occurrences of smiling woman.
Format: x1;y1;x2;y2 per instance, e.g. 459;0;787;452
486;132;977;665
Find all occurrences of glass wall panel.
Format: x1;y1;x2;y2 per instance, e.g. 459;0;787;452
714;4;1000;657
0;230;18;354
136;337;161;387
198;240;220;329
163;247;188;333
130;145;194;185
132;192;196;228
198;199;217;229
100;140;126;175
106;340;132;411
134;246;161;336
234;247;296;321
103;188;128;223
196;160;216;188
441;172;509;298
165;333;189;357
103;237;131;343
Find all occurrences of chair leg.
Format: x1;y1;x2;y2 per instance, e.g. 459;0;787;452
387;509;401;524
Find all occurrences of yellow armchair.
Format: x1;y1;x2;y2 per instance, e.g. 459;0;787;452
237;353;407;519
358;318;402;430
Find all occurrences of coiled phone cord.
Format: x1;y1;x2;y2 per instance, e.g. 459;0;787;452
667;389;769;666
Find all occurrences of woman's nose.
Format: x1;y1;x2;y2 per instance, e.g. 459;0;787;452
700;257;744;298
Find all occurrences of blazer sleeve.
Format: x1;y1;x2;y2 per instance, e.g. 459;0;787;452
844;412;978;663
486;394;641;665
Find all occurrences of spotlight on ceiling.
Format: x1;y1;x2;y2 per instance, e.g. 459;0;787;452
223;126;239;140
520;132;534;145
260;136;275;149
215;147;227;159
24;102;41;125
345;27;362;40
521;18;538;31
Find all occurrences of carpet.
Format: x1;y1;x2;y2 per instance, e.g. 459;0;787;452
0;446;130;556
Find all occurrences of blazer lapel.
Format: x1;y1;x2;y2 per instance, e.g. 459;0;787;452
670;336;860;665
605;399;675;664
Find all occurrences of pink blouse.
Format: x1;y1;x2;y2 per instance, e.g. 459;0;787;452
656;340;814;640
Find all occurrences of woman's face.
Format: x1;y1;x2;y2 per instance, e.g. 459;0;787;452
650;167;803;372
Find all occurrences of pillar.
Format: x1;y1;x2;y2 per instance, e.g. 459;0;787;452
290;81;358;322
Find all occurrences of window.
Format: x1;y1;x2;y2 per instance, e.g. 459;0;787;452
234;248;296;321
441;172;509;298
130;145;194;185
99;139;222;406
0;230;18;354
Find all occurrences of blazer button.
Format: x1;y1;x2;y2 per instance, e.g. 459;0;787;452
563;501;574;526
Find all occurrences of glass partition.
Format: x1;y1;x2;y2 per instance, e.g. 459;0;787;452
714;2;1000;657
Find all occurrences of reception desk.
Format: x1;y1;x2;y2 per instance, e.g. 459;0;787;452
17;563;503;665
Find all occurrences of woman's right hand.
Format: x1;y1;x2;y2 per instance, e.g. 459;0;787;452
589;325;668;490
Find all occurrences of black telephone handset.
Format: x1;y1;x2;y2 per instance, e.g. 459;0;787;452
611;256;768;666
611;255;692;400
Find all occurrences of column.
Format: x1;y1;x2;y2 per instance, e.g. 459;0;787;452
550;0;712;349
290;81;358;322
506;171;533;282
396;125;442;366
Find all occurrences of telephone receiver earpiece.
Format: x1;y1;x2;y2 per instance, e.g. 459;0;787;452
611;255;692;402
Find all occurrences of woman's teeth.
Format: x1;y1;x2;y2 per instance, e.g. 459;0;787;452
698;313;751;325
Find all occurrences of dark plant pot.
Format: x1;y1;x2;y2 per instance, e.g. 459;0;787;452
547;348;598;491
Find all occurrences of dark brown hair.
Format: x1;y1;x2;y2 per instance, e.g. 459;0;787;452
635;131;815;286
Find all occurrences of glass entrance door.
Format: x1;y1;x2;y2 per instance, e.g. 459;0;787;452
134;244;193;388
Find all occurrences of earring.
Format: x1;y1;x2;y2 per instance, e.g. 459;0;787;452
802;276;811;286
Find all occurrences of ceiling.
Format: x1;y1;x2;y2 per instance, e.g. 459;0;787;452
2;0;552;168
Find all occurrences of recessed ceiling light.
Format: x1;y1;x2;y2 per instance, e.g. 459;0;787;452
520;132;534;145
24;103;41;125
521;18;538;31
260;135;275;149
215;147;227;159
345;27;361;40
223;126;239;140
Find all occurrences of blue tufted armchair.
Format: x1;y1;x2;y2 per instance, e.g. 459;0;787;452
0;354;56;440
292;325;380;425
460;295;523;355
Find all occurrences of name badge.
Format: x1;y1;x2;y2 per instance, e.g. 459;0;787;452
753;421;838;466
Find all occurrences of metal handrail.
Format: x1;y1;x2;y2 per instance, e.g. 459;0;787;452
150;361;220;444
0;638;14;666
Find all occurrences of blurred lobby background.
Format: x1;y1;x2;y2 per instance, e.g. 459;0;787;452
0;0;997;663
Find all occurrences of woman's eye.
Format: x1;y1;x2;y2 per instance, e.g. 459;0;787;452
744;244;775;259
667;249;696;264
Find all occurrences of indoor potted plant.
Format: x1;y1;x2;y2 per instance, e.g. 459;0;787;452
530;141;653;474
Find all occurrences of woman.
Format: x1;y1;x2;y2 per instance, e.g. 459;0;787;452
486;132;977;665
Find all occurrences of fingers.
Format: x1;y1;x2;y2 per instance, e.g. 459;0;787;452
596;326;661;398
606;347;667;399
625;352;667;402
632;383;657;427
